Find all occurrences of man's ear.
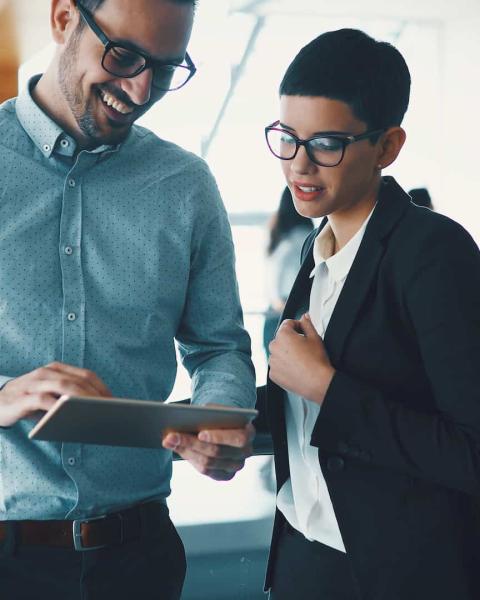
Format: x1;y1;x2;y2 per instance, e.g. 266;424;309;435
377;127;406;170
51;0;78;45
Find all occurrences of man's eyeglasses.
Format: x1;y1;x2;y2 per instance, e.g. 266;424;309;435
76;1;196;91
264;121;385;167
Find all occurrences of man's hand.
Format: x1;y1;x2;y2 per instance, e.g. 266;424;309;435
269;313;335;405
162;421;255;481
0;362;112;427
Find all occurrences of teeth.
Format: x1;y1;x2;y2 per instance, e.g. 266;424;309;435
299;186;321;192
101;92;134;115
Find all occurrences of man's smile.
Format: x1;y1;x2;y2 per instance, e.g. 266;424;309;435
100;90;135;115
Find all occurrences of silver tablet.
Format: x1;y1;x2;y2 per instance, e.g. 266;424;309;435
28;396;258;449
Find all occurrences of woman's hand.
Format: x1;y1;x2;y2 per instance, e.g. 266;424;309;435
269;313;335;405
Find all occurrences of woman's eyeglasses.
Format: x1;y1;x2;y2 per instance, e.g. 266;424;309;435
265;121;385;167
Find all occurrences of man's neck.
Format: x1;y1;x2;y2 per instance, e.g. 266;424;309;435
32;70;92;151
33;72;71;134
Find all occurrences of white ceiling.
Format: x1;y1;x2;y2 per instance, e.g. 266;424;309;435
233;0;480;20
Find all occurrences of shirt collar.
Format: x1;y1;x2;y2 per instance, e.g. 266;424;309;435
310;204;377;283
16;75;119;159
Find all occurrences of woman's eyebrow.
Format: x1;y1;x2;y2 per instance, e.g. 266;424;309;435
279;122;351;136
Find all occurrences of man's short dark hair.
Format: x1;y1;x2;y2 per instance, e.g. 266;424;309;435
79;0;196;14
280;28;411;132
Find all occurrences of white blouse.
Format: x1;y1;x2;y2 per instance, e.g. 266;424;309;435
277;206;376;552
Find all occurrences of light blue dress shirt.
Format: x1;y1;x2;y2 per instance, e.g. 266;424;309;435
0;76;255;520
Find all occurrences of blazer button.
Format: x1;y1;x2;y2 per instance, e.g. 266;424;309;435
327;456;345;472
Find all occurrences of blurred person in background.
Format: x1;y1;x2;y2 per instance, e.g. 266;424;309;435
264;186;313;356
0;0;256;598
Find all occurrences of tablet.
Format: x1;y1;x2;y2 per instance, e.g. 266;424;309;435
28;396;258;449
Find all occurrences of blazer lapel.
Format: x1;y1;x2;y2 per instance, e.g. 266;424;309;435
266;224;323;486
282;220;327;319
323;177;412;366
283;253;314;319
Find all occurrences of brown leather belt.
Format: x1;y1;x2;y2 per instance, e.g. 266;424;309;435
0;501;167;552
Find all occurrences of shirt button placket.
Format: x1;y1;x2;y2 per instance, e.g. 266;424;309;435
60;164;84;514
60;165;85;368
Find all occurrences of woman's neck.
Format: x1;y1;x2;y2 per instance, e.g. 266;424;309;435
329;180;380;252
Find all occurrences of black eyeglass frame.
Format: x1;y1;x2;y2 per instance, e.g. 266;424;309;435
75;1;196;91
265;120;386;167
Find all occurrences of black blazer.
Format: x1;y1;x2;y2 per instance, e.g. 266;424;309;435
265;177;480;599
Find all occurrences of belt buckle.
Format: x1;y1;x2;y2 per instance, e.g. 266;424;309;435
72;514;108;552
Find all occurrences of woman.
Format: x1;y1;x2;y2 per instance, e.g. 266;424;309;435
264;28;480;600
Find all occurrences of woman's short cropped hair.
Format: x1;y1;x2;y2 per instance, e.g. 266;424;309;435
280;28;411;133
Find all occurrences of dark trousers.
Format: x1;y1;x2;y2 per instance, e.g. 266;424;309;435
269;523;360;600
0;509;186;600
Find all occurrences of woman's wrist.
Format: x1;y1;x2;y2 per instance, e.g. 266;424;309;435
308;366;336;406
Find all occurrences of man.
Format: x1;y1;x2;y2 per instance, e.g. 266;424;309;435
264;29;480;599
0;0;256;598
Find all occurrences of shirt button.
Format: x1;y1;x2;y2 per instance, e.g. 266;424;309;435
67;312;77;322
68;178;76;187
67;457;76;466
60;139;69;148
43;144;51;153
64;246;73;256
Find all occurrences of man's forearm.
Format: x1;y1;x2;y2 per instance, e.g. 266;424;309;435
189;351;256;410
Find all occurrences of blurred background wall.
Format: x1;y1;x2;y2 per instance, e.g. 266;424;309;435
0;0;19;101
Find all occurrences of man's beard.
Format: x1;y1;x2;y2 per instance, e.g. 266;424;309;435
58;29;129;145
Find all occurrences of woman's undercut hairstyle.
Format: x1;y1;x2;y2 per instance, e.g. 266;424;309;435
280;28;411;134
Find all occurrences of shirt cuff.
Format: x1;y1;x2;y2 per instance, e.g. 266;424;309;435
0;376;13;390
0;377;14;429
